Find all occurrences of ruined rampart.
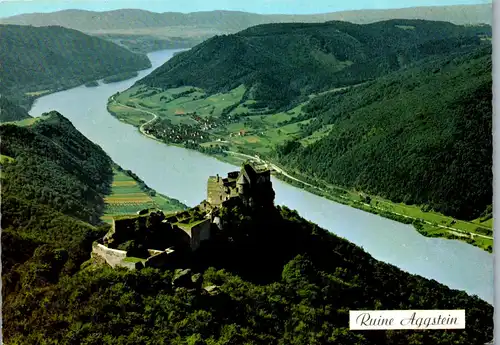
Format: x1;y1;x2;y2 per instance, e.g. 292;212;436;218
92;242;128;268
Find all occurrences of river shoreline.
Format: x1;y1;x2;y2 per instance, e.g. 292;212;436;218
106;96;493;254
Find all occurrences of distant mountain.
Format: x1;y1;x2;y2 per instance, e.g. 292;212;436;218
0;24;151;109
0;5;491;31
135;19;491;111
0;4;491;53
0;97;32;123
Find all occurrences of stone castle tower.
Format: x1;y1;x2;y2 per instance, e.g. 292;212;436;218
207;163;274;208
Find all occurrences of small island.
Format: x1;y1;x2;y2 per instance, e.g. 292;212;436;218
84;80;99;87
102;71;139;84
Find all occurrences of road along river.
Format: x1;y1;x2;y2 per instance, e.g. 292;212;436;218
29;49;493;304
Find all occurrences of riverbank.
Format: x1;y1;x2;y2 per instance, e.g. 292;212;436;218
23;67;152;113
103;71;139;84
105;95;493;253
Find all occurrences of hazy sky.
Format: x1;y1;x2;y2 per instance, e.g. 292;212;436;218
0;0;492;18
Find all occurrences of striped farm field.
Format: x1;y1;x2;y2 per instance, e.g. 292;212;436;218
112;180;137;187
102;168;155;222
101;167;187;223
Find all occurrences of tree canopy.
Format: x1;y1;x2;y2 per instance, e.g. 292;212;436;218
0;24;151;108
275;45;492;220
136;19;490;111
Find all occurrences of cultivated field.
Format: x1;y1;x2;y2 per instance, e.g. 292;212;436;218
102;168;186;223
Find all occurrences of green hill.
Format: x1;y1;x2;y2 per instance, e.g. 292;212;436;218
0;96;32;122
0;24;151;108
135;20;490;111
275;44;492;220
0;5;492;53
0;111;114;296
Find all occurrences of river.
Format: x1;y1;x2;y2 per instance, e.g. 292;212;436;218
29;49;493;304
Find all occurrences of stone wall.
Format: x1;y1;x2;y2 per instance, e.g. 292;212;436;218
116;260;144;270
189;219;211;251
91;242;128;268
148;249;164;256
145;251;169;268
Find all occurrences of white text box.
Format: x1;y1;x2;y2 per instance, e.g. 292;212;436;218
349;310;466;330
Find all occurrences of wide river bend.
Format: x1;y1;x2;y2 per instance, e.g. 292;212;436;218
29;49;493;304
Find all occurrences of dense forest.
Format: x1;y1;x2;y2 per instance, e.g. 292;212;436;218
275;45;492;220
0;24;151;108
1;5;491;54
136;20;490;111
0;96;32;122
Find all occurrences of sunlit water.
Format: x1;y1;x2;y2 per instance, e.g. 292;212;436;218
29;49;493;304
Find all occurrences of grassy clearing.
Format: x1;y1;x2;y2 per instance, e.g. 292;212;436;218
114;84;246;124
107;102;152;126
123;257;145;263
300;124;334;146
7;116;45;127
25;89;52;96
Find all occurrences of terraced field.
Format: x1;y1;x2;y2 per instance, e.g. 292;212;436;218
102;168;186;223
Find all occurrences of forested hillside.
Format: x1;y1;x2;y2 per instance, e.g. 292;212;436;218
276;45;492;220
0;5;492;32
0;109;493;344
136;20;490;111
0;96;32;122
1;111;114;307
2;197;493;344
0;5;490;53
0;24;151;108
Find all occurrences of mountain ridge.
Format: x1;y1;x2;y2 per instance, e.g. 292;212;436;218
0;4;491;53
135;19;490;111
1;4;492;28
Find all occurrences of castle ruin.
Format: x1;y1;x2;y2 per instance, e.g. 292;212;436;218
92;163;274;270
207;163;274;208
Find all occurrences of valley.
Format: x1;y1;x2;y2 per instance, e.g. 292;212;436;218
0;3;495;342
108;82;493;252
108;20;493;252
